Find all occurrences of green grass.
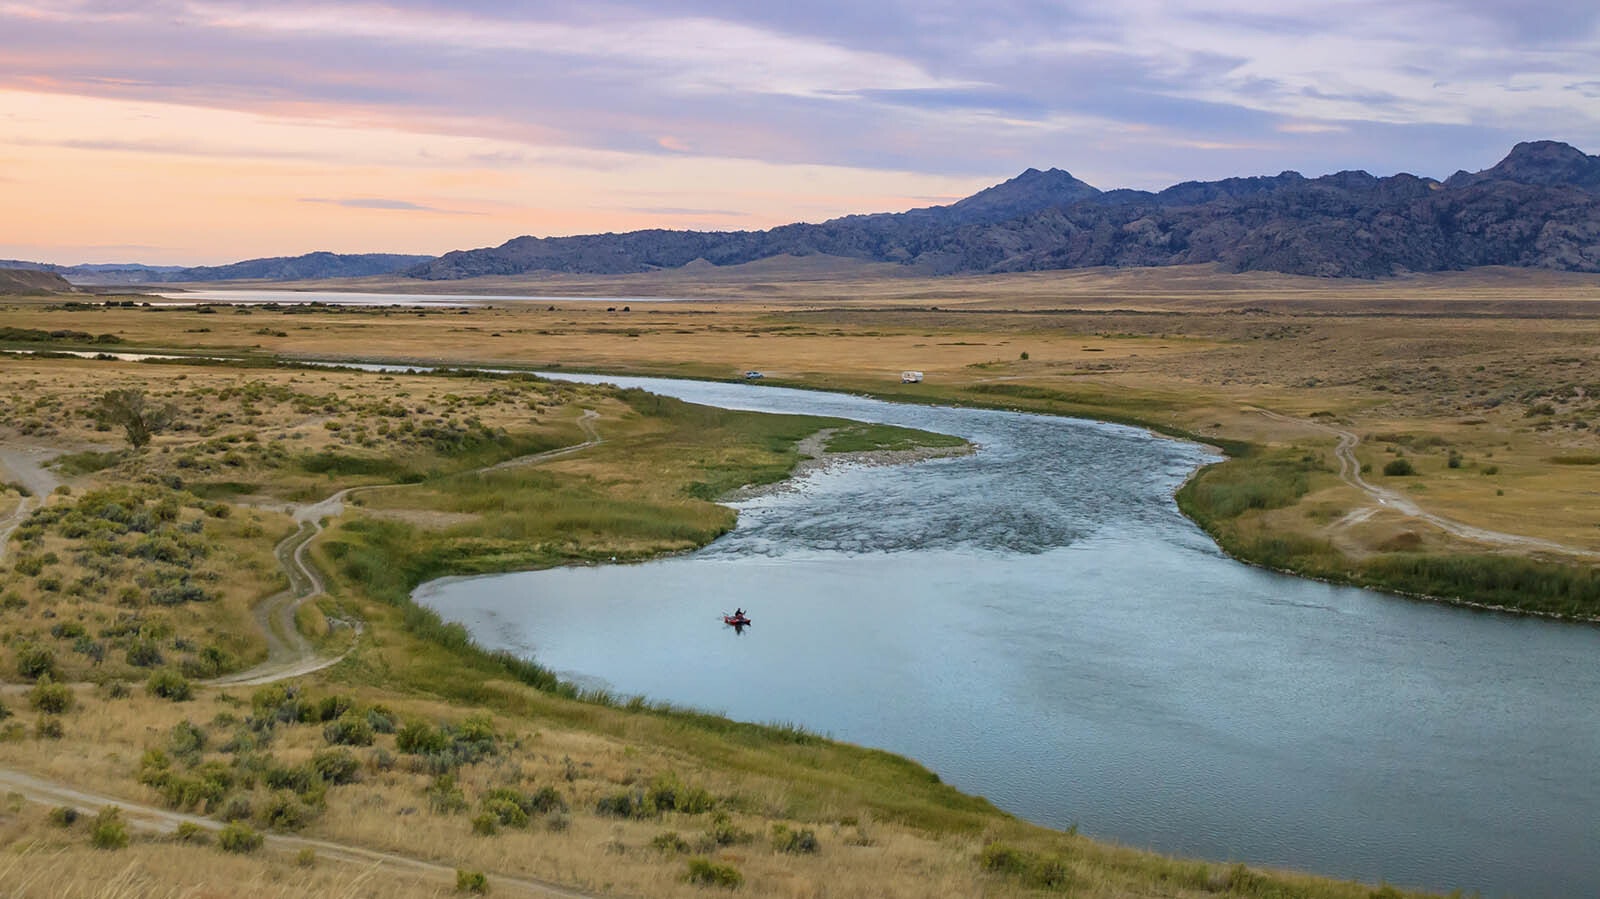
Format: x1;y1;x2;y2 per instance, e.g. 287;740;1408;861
1179;446;1600;617
822;423;966;454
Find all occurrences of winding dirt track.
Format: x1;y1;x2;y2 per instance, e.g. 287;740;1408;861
0;411;608;893
0;446;63;565
209;409;602;686
1249;407;1600;559
0;768;596;898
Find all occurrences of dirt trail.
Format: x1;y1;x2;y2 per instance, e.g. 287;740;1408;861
1249;408;1600;559
209;409;603;687
0;446;63;564
0;768;597;898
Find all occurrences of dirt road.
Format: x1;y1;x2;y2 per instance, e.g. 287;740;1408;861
1250;408;1600;559
0;446;62;564
209;409;603;686
0;768;597;898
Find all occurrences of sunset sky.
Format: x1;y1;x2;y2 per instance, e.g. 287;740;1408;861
3;1;1597;265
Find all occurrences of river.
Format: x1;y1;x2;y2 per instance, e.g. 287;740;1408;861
413;373;1600;898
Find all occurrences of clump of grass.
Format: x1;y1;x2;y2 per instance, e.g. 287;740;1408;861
771;823;820;854
89;807;129;850
28;676;74;714
685;857;742;889
455;869;489;894
217;821;263;853
146;669;193;701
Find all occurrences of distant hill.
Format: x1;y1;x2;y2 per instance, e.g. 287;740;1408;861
0;268;78;294
409;141;1600;280
2;253;432;285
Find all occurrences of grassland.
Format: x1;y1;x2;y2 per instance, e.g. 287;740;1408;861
7;264;1595;896
13;264;1600;615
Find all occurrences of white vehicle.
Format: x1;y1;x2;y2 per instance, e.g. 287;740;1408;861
901;370;924;383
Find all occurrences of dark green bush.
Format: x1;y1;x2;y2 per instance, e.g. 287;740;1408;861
323;714;374;746
455;869;489;894
217;821;263;853
310;748;361;785
147;669;192;701
1383;458;1416;476
29;677;74;714
685;858;742;889
90;807;130;849
771;824;819;854
15;644;55;681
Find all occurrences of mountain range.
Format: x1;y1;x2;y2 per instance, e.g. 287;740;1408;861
409;140;1600;280
10;141;1600;283
2;253;431;286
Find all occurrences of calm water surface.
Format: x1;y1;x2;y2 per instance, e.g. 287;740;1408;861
155;289;699;306
415;374;1600;898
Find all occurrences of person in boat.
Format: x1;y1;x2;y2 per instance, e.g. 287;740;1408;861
733;608;745;619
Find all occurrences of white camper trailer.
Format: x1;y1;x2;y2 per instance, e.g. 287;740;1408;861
901;370;924;383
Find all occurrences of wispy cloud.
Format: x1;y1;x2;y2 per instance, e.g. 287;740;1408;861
300;196;481;215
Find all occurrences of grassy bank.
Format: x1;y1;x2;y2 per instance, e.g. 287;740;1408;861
1177;449;1600;618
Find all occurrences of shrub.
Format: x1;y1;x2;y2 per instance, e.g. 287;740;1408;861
175;821;209;843
652;830;690;853
90;807;129;849
703;813;752;847
218;821;263;853
15;644;55;681
427;774;467;815
29;677;74;714
771;824;819;854
323;714;374;747
685;858;742;889
596;789;653;819
396;719;448;754
455;869;490;894
49;806;80;827
125;640;164;667
1383;458;1416;476
311;748;361;785
168;720;207;761
257;791;314;831
147;669;193;701
36;716;64;740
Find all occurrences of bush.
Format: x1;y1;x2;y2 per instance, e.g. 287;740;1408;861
323;714;374;747
15;644;55;681
307;748;359;786
167;720;207;761
175;821;209;844
257;791;314;831
396;719;448;754
36;716;64;740
217;822;263;853
771;824;819;854
147;669;193;701
29;677;74;714
125;640;164;667
685;858;742;889
218;794;253;823
49;806;80;827
90;807;129;849
1383;458;1416;476
596;789;653;819
652;830;690;853
455;869;490;894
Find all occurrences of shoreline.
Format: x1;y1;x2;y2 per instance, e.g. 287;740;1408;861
720;428;976;502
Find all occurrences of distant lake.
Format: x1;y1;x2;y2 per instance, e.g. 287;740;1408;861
154;289;701;307
416;373;1600;899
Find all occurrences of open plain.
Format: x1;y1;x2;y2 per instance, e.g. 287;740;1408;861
5;263;1600;897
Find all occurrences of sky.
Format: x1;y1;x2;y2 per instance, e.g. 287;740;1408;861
1;0;1597;265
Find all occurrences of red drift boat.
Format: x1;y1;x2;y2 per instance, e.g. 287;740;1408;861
723;612;752;627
